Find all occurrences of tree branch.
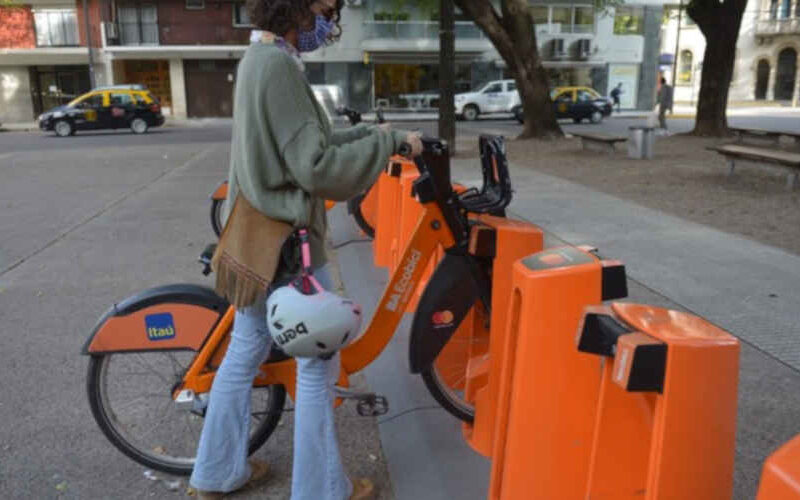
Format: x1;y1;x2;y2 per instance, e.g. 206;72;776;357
453;0;517;68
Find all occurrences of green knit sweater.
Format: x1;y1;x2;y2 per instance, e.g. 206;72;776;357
225;42;406;268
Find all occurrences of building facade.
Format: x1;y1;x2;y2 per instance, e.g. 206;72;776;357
0;0;91;122
2;0;666;122
661;0;800;105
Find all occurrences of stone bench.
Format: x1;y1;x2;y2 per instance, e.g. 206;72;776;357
729;127;800;149
709;144;800;190
572;132;627;153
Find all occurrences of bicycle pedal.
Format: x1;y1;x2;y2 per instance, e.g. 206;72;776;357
356;396;389;417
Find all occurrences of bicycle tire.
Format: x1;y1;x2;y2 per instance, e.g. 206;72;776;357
347;195;375;239
86;308;286;476
210;199;224;238
87;353;286;476
420;354;475;423
410;254;493;424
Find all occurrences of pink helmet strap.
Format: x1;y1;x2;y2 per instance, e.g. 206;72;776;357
295;228;321;295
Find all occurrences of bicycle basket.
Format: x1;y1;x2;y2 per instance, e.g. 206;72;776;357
458;135;513;216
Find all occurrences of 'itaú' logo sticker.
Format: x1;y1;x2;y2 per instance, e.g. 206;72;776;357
145;313;176;341
386;249;422;312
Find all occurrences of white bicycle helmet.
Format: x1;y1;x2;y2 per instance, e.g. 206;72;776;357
266;278;363;358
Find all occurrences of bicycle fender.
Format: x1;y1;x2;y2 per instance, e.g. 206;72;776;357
81;284;229;355
210;181;228;201
409;254;480;373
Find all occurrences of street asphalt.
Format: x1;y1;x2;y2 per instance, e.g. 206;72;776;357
0;138;390;499
1;114;798;499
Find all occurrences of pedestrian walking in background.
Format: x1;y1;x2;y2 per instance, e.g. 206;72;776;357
610;83;623;113
657;77;674;131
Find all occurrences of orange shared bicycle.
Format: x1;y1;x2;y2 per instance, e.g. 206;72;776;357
83;136;521;475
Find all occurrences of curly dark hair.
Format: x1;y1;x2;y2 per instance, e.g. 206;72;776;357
247;0;344;43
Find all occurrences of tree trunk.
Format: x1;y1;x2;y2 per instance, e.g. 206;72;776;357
438;0;456;150
515;52;561;139
455;0;562;139
691;23;739;135
688;0;746;136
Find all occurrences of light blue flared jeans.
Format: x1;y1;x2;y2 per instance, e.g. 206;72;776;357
190;266;352;500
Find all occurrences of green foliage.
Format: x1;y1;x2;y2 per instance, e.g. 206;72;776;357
378;0;437;20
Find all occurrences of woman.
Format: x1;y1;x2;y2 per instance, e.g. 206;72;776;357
189;1;422;499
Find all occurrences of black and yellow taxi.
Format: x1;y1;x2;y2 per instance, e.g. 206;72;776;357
513;86;613;125
38;84;165;137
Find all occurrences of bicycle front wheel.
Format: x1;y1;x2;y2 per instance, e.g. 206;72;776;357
419;303;490;423
87;350;285;476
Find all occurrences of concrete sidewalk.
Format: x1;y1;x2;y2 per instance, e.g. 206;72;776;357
330;157;800;500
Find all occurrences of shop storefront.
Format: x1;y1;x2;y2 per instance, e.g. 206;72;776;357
117;59;172;111
28;65;91;116
372;62;481;109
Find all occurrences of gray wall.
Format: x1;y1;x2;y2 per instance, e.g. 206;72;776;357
0;67;33;123
637;5;663;110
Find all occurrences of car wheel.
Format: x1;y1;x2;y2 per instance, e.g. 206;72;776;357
463;105;479;121
512;106;524;124
130;117;149;134
590;111;603;124
54;120;73;138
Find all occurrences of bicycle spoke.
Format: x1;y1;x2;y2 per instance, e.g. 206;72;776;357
132;398;178;441
124;354;172;386
164;352;187;380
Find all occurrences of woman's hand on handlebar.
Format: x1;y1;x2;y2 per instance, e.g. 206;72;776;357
402;132;423;158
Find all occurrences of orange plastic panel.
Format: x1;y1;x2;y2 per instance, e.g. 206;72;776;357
463;216;545;456
360;184;379;232
489;247;604;500
87;304;222;353
582;303;740;500
372;170;400;269
757;434;800;499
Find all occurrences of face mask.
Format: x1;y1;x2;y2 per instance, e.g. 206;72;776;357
298;15;335;53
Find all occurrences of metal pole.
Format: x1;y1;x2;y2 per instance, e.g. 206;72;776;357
671;0;682;89
82;0;97;88
439;0;456;152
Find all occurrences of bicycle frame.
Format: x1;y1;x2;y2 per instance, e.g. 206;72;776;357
84;138;514;410
178;198;455;400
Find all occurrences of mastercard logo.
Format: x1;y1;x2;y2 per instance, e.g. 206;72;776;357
432;310;454;325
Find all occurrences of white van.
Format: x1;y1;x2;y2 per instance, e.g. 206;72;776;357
454;79;520;121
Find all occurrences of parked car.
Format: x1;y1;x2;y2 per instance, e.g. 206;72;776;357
455;79;519;121
38;84;164;137
512;86;613;125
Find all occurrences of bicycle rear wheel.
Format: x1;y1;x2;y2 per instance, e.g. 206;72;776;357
87;350;285;476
